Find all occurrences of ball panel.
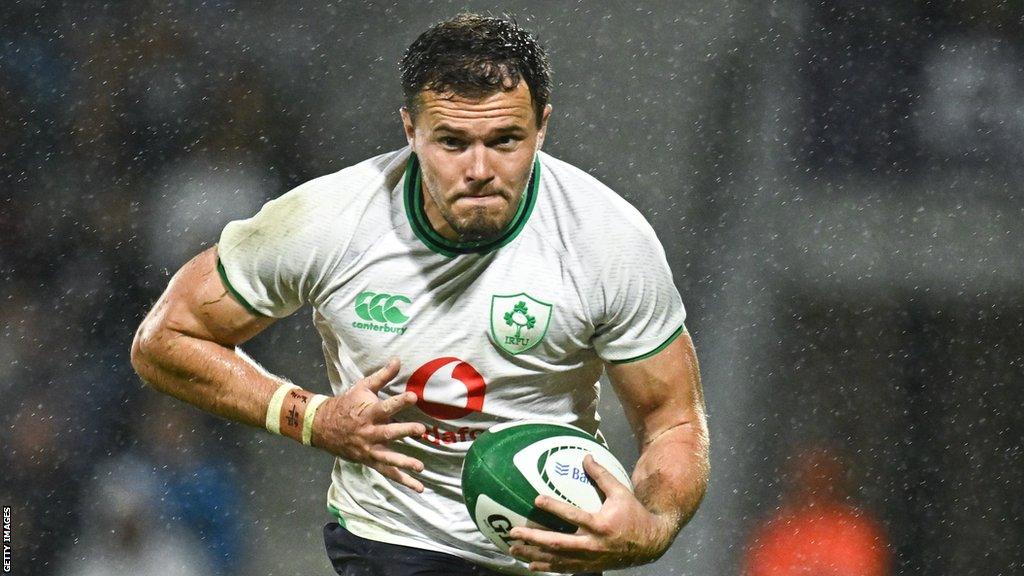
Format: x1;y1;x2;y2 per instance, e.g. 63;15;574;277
462;440;537;522
472;494;539;553
463;426;577;533
513;436;633;513
494;421;597;447
462;421;632;547
473;423;597;530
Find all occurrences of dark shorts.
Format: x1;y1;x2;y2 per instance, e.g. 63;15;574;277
323;522;600;576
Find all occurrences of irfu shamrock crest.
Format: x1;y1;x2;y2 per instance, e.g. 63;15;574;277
490;294;552;355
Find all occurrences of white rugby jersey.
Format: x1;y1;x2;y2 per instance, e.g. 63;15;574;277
217;147;686;575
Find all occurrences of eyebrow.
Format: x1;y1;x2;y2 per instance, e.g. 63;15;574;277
433;123;526;137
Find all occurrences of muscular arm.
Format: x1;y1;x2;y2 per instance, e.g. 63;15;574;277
606;331;710;553
131;245;427;489
509;332;709;572
130;246;283;427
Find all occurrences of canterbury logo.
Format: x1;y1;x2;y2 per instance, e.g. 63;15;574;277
354;292;411;324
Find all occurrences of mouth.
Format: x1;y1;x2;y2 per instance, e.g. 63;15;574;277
455;195;506;209
454;189;508;207
457;188;506;200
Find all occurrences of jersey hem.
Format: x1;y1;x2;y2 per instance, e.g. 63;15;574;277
331;514;540;576
331;510;479;562
607;324;687;364
327;504;349;528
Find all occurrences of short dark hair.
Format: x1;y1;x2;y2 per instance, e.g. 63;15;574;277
400;13;551;126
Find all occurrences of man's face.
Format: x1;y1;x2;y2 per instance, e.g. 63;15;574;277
401;82;551;242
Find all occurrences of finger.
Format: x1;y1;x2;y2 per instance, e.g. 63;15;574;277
508;541;592;574
508;544;562;564
375;391;419;419
527;560;582;574
508;526;591;552
373;421;427;443
582;454;628;498
508;543;591;563
369;446;425;473
363;358;400;393
533;494;595;530
369;462;424;493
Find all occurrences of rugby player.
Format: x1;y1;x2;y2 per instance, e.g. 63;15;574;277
131;13;709;576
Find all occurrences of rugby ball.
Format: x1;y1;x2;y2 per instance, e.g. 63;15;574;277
461;421;633;553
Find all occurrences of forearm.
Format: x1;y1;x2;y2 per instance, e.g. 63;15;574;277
631;420;710;549
131;324;289;430
132;310;428;491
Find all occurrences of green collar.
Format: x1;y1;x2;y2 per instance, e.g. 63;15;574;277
403;153;540;257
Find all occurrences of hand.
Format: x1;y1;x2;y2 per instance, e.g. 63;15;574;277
311;358;427;492
508;455;676;573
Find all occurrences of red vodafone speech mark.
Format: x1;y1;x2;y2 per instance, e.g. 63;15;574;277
405;357;486;420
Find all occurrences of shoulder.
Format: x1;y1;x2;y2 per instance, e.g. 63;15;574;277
216;148;411;316
221;148;409;249
261;147;409;221
219;147;410;261
535;151;664;259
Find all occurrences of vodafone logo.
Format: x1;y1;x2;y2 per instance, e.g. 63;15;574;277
406;357;486;420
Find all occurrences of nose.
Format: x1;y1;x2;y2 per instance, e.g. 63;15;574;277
464;144;494;184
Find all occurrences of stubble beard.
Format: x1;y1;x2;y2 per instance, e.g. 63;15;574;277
441;200;511;243
420;167;523;243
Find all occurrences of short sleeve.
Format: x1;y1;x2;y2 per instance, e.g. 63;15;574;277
590;218;687;364
216;181;333;318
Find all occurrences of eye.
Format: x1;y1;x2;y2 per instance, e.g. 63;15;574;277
439;136;464;149
493;135;521;149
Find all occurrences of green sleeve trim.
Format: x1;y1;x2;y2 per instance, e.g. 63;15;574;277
215;256;267;317
608;324;687;365
327;504;347;527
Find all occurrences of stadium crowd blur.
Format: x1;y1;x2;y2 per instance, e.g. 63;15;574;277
2;2;1022;576
0;3;298;573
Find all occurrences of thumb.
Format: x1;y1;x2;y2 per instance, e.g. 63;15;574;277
583;454;627;499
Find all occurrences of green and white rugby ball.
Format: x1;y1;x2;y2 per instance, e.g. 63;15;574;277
461;421;633;553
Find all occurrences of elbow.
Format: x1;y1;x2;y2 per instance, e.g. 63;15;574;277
130;320;151;371
130;320;165;390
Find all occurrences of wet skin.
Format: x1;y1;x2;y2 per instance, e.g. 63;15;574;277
400;82;552;242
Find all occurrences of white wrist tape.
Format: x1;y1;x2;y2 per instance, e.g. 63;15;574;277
302;394;330;446
265;382;299;435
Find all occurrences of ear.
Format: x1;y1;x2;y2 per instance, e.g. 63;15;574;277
536;104;553;150
399;107;416;147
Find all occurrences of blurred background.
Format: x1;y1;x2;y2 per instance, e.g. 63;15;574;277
2;1;1022;575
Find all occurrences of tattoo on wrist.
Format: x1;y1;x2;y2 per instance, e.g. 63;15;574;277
286;405;301;428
